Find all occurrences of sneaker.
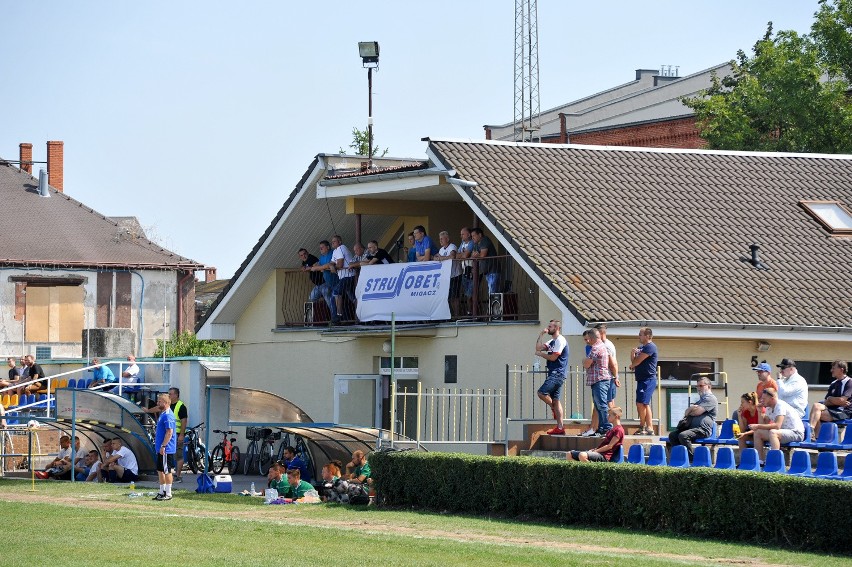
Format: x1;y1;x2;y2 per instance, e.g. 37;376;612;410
161;494;173;501
153;493;165;501
174;476;183;483
580;428;596;437
644;428;655;436
546;426;565;435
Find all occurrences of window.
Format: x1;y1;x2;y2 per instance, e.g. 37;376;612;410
25;285;84;343
379;356;419;376
794;361;836;386
658;359;719;385
799;200;852;235
35;346;52;360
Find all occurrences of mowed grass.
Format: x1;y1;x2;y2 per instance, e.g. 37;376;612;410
0;478;844;566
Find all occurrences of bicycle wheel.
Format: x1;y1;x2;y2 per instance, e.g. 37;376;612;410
259;442;275;476
227;446;240;476
243;440;258;475
196;442;209;473
187;439;199;474
211;445;225;475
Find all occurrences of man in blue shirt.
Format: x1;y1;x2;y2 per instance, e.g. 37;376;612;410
153;393;177;501
309;240;339;322
88;358;117;391
280;445;311;483
630;327;658;435
413;225;439;261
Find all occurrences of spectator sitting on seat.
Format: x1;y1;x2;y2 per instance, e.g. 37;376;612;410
752;362;778;399
122;355;140;385
567;407;625;462
281;468;316;500
2;357;23;395
775;358;808;418
88;358;117;391
267;461;288;493
23;354;46;395
37;434;72;479
736;392;760;450
751;387;805;461
280;446;310;483
667;377;717;459
86;449;104;482
345;450;371;485
101;437;139;483
808;360;852;440
50;436;85;480
74;449;98;481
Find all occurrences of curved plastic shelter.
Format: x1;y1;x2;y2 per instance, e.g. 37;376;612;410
53;388;155;473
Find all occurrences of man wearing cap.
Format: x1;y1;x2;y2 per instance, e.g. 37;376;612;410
751;387;805;461
751;362;778;399
776;358;808;418
808;360;852;439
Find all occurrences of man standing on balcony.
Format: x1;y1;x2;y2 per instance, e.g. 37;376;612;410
434;230;461;316
331;235;356;323
535;320;569;435
457;227;474;311
584;328;613;436
310;240;339;323
413;225;438;261
470;227;499;295
300;247;335;319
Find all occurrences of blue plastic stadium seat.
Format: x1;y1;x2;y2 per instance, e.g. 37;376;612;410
824;460;852;481
797;422;839;450
714;447;736;470
610;445;624;464
824;426;852;451
692;446;712;468
737;448;761;472
84;378;93;389
787;450;813;477
647;444;666;466
813;452;839;478
699;419;735;445
763;449;786;474
668;444;690;468
627;444;645;465
67;378;77;389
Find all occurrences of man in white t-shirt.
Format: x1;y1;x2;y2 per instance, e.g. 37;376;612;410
102;438;139;483
751;387;804;461
122;355;140;384
434;230;461;316
330;235;356;323
775;358;808;418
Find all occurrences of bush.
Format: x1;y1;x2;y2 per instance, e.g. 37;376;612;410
369;451;852;553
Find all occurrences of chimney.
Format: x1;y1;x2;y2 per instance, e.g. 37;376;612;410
205;267;218;283
46;140;64;192
19;143;33;174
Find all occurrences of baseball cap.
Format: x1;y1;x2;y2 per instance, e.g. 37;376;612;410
752;362;772;372
776;358;795;369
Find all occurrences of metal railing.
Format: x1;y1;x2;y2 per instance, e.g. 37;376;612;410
276;255;539;327
389;381;506;445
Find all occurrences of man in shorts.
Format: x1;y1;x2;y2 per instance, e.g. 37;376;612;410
630;327;658;435
751;387;804;460
535;320;569;435
808;360;852;440
567;407;625;462
153;392;176;501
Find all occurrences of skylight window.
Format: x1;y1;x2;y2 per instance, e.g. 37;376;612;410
800;200;852;235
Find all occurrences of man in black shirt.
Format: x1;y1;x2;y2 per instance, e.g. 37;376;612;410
24;355;46;394
2;357;22;393
363;240;394;265
299;248;334;313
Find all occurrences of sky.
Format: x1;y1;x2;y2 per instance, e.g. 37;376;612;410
1;1;821;279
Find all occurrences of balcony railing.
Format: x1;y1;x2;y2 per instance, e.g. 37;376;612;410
276;255;539;328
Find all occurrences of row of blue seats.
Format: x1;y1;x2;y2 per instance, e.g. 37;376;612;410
626;444;852;480
6;394;53;410
66;378;94;389
685;419;852;451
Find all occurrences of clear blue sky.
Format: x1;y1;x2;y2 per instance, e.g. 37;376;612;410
1;1;820;278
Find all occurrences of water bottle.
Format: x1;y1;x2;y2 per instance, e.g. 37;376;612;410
533;360;540;372
129;481;135;491
250;482;256;495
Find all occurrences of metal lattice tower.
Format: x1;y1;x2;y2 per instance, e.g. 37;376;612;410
513;0;540;142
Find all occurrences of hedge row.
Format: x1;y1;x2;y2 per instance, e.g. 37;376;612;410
369;450;852;553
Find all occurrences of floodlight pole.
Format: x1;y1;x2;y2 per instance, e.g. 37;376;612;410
367;66;373;169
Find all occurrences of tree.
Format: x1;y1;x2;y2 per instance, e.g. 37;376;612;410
682;2;852;153
340;126;388;158
154;331;230;357
811;0;852;82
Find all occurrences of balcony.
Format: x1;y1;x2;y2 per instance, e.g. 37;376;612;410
276;255;539;329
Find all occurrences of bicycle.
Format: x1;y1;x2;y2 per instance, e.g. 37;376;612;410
258;429;281;476
243;427;271;475
184;422;210;474
210;429;240;475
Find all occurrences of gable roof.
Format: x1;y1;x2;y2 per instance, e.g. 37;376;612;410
0;162;202;270
427;139;852;330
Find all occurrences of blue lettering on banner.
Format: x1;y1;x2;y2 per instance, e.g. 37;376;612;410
362;264;442;301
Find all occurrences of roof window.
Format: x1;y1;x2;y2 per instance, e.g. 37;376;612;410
799;201;852;235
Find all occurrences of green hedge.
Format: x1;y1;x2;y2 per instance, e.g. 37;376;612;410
369;451;852;553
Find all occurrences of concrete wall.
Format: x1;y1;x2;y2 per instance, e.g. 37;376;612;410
0;268;180;358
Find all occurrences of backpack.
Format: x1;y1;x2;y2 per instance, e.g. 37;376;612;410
196;473;215;494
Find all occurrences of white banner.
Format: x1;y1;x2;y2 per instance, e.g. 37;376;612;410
356;261;451;322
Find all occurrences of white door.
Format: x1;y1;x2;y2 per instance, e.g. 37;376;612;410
334;374;382;428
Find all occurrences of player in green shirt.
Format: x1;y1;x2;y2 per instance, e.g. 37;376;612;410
267;462;288;492
282;468;314;499
346;450;371;484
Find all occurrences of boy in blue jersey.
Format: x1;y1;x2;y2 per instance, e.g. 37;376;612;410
535;320;569;435
153;392;177;501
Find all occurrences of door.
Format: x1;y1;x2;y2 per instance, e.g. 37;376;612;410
334;374;382;428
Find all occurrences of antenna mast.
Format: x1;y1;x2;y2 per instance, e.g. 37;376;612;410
514;0;540;142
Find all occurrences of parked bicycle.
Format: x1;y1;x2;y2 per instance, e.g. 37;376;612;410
258;429;281;475
211;429;240;475
184;422;210;474
243;427;273;475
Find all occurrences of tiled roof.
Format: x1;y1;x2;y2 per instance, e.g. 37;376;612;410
428;140;852;329
0;163;202;270
324;161;430;180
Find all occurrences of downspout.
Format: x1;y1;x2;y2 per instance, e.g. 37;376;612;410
177;271;194;334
